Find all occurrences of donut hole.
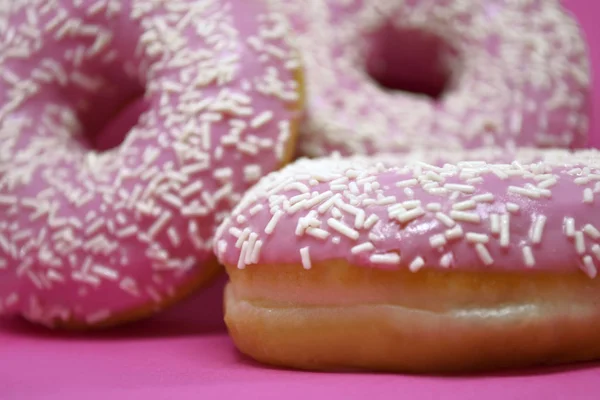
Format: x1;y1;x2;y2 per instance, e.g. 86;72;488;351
364;24;461;100
77;80;148;152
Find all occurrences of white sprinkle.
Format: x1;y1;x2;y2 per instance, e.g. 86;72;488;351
244;165;262;183
467;177;484;185
363;214;380;229
327;218;359;240
370;253;401;265
475;243;494;265
449;210;481;224
508;186;540;199
402;200;421;209
440;253;454;268
522;246;535;267
500;214;510;247
265;210;284;234
388;204;406;218
395;207;425;224
426;203;442;212
300;247;312;270
250;111;274;128
430;234;447;248
214;167;233;180
351;242;375;254
306;227;330;240
238;241;249;269
444;183;475;194
217;240;228;256
304;191;333;209
162;193;183;208
354;210;366;229
284;182;310;194
331;207;343;219
583;188;594;204
583;224;600;240
592;244;600;261
453;199;476;211
582;256;598;279
435;212;455;228
396;179;418;188
506;202;520;213
564;217;576;237
537;177;558;189
0;196;17;206
472;193;494;203
490;213;500;235
575;231;586;254
116;226;137;238
338;201;362;215
290;193;311;205
330;184;347;191
318;193;341;214
466;232;489;244
531;215;547;244
229;227;242;238
86;309;111;325
92;265;119;280
84;218;105;236
250;240;263;264
249;204;264;216
409;256;425;272
167;227;181;247
377;196;397;206
425;171;444;183
148;211;172;239
244;233;259;265
445;225;464;241
491;168;509;180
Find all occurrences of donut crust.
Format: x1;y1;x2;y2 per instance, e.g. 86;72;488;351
223;261;600;373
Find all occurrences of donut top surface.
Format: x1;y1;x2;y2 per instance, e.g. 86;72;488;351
266;0;592;156
215;149;600;278
0;0;302;325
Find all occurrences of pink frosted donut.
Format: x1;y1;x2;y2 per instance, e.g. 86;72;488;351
215;148;600;372
0;0;303;328
266;0;591;156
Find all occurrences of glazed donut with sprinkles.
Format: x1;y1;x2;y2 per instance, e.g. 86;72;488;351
266;0;591;157
0;0;303;328
215;148;600;372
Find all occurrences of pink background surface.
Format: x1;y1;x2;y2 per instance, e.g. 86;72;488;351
2;1;600;399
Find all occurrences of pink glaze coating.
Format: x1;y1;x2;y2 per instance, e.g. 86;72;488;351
265;0;591;157
215;148;600;279
0;0;302;326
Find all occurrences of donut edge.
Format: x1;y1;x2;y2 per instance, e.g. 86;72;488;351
222;261;600;373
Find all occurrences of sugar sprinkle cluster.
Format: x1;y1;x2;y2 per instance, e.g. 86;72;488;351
216;148;600;279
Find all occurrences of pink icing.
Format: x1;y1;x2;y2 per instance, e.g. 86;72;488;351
265;0;592;156
0;0;302;326
215;148;600;278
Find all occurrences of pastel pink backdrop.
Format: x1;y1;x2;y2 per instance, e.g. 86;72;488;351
2;1;599;399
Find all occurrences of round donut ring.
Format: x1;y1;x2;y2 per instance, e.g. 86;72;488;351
214;147;600;372
267;0;591;157
0;0;303;328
